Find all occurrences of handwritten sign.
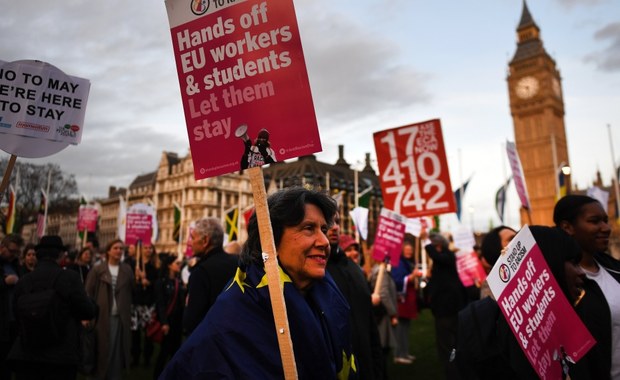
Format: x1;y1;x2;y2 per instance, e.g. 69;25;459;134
166;0;320;179
487;226;594;379
372;208;406;267
373;119;455;218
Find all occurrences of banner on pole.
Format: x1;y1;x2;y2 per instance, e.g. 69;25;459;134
0;60;90;158
165;0;321;179
77;205;98;233
372;208;406;267
373;119;455;218
487;226;595;378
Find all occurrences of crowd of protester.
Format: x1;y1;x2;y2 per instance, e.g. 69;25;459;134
1;189;619;379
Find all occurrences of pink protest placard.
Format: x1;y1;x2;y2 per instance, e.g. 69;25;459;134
77;206;98;233
487;226;595;379
372;208;406;267
456;250;486;287
125;213;153;247
166;0;321;179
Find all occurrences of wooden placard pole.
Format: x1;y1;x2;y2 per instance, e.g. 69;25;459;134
247;167;298;379
0;154;17;204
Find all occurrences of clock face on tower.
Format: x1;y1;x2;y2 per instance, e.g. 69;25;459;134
515;76;539;99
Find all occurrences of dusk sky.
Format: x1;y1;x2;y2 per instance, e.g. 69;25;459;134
1;0;619;231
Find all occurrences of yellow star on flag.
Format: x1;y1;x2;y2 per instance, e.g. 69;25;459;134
227;267;250;293
256;266;292;289
337;350;356;380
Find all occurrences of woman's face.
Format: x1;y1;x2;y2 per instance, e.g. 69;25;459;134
499;228;516;249
277;204;330;290
344;246;360;264
81;249;92;264
402;243;415;259
566;202;611;254
144;245;154;258
107;242;124;263
564;261;586;303
24;249;37;267
168;259;182;274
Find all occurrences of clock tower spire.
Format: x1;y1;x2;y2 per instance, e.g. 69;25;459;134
507;0;569;226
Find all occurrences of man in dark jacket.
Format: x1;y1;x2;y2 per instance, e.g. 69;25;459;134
8;235;97;380
182;217;238;335
326;212;383;380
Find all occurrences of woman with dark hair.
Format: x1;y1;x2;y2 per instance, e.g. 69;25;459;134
152;254;185;379
18;244;37;276
495;226;590;378
130;243;159;367
554;194;619;379
67;247;92;284
455;226;598;379
161;187;356;379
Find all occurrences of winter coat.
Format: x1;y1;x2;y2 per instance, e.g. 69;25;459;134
182;247;238;335
327;246;383;380
8;260;96;366
84;261;134;379
369;263;398;349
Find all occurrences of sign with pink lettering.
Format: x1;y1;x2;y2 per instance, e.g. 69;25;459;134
165;0;321;179
372;208;406;267
77;206;98;233
487;226;595;379
125;213;153;247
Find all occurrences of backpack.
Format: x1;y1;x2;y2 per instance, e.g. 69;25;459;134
16;269;64;350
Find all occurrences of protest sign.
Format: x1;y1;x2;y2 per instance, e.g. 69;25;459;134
373;119;455;218
487;226;595;379
166;0;320;179
125;213;153;247
77;205;98;233
452;226;486;287
372;208;406;267
0;60;90;157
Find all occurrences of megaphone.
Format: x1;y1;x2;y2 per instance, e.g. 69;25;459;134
235;124;249;143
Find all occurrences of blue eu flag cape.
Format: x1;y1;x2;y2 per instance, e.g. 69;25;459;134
160;263;357;380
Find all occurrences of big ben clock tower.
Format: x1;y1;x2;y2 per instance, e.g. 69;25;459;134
508;1;569;226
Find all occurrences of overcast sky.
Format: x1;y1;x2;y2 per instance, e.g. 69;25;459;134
1;0;619;231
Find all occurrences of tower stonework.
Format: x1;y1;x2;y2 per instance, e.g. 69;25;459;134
507;1;569;226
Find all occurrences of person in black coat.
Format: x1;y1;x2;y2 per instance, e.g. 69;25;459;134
153;254;186;379
326;212;383;380
8;235;97;380
182;217;238;335
425;233;467;380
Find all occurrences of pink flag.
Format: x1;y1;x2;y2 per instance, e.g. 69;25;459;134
506;141;530;210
